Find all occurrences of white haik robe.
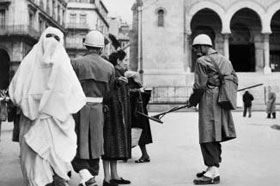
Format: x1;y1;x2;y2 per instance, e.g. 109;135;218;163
9;27;86;186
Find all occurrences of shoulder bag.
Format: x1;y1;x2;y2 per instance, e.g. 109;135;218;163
209;56;238;110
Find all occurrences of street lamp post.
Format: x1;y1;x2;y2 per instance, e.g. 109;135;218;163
137;0;143;83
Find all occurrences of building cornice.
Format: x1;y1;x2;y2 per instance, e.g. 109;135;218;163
100;0;108;13
58;0;67;7
67;7;108;27
28;3;37;13
67;7;95;11
95;8;109;27
27;0;66;33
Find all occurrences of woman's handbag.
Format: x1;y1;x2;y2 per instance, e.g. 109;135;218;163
131;127;143;148
134;90;144;119
7;102;16;122
209;56;238;110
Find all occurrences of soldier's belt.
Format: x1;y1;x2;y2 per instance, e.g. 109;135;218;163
86;97;103;103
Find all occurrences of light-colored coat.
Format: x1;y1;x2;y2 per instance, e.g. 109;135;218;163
266;92;276;114
189;48;237;143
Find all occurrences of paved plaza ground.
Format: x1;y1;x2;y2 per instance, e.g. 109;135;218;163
0;111;280;186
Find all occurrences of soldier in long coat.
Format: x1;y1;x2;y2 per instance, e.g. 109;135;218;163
186;34;237;185
71;30;115;186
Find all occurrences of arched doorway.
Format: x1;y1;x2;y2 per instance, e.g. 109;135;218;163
0;49;10;90
229;8;261;72
270;10;280;72
190;8;222;71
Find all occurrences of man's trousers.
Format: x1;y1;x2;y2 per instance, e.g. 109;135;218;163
72;157;100;176
200;142;222;167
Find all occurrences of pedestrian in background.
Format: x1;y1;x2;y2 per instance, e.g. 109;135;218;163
266;86;276;119
0;89;9;141
102;50;131;186
71;30;115;186
125;71;153;163
186;34;237;185
242;91;254;117
9;27;86;186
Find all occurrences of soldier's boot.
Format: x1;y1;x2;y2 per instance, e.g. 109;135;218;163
267;113;271;118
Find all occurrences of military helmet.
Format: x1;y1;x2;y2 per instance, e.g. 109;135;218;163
83;30;105;48
192;34;212;46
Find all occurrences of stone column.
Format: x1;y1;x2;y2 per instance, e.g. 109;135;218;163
254;34;263;72
129;3;139;71
263;33;271;74
137;4;143;82
184;33;191;73
223;33;230;59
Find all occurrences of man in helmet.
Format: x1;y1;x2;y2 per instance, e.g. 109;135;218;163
71;30;115;186
186;34;237;185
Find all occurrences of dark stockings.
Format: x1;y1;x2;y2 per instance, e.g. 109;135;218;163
139;145;149;159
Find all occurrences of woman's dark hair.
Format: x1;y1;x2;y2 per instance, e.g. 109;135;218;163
108;50;126;66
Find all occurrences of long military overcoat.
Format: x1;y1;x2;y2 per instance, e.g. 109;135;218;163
189;48;237;143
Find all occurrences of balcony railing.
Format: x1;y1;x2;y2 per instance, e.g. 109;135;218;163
66;40;84;49
118;34;130;40
150;86;193;104
0;25;40;40
66;23;89;30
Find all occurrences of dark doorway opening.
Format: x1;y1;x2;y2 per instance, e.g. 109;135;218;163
229;8;261;72
229;44;255;72
0;49;10;90
270;51;280;72
190;8;222;72
270;10;280;72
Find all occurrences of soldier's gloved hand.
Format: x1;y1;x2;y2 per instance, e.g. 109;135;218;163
118;76;128;85
186;100;191;108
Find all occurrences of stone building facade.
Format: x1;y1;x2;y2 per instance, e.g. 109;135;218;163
131;0;280;107
65;0;109;58
0;0;67;90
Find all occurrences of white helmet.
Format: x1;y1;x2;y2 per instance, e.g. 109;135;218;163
192;34;212;46
84;30;105;48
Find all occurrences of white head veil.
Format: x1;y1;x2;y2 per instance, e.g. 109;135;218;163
9;27;86;122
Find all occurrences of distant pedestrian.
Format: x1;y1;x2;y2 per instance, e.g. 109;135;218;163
266;86;276;119
0;89;9;141
0;89;8;121
186;34;237;185
71;30;115;186
242;91;254;117
9;27;86;186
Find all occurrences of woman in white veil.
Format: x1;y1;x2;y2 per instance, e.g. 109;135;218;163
9;27;86;186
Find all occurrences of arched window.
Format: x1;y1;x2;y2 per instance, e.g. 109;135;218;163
157;9;165;27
